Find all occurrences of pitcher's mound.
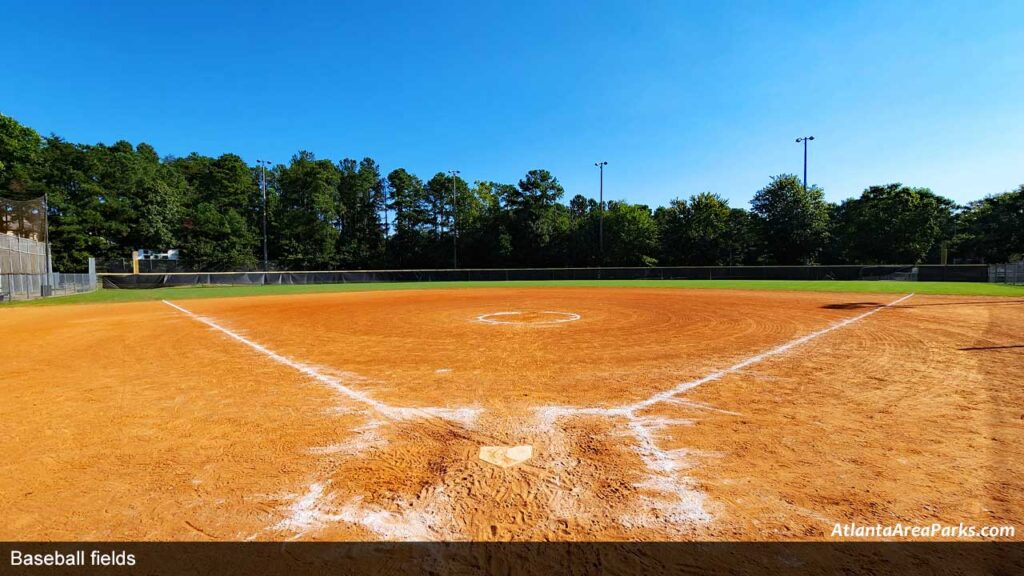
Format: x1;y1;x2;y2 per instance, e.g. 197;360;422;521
479;445;534;467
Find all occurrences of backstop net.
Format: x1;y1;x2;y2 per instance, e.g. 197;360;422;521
0;195;46;240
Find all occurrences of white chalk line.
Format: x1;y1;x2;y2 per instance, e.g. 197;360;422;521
161;299;481;426
536;292;914;529
273;481;450;541
166;293;912;537
628;292;916;412
162;299;479;538
475;310;581;325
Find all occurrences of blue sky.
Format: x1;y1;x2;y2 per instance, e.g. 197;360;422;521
2;0;1022;207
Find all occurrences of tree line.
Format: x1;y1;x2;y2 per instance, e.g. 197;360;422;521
1;113;1021;272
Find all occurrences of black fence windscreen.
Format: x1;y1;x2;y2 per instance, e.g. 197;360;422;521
100;265;991;289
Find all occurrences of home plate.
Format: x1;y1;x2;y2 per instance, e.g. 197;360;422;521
479;445;533;467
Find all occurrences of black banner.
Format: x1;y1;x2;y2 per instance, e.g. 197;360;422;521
2;543;1021;576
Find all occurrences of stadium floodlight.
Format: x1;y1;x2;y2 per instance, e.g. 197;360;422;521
448;170;460;269
594;161;608;265
795;136;815;192
257;160;272;271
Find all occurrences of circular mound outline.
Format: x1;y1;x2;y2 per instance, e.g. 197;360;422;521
475;310;582;326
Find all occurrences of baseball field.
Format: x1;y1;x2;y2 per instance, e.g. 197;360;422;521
2;282;1022;541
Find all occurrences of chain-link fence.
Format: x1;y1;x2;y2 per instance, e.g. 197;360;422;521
99;264;991;288
0;234;97;302
989;262;1024;285
0;233;47;274
1;271;97;301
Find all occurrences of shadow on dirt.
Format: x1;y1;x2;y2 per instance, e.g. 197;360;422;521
822;300;1024;310
958;344;1024;351
821;302;884;310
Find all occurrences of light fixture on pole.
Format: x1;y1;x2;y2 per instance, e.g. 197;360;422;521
594;161;608;264
795;136;814;192
448;170;460;269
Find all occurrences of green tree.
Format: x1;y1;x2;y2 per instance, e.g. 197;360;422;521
685;193;730;265
170;153;260;270
830;184;955;264
424;171;471;266
276;151;341;269
512;169;564;209
502;170;570;266
655;193;742;265
386;168;429;267
450;177;487;267
604;201;658;266
567;194;600;265
10;111;1023;274
954;185;1024;262
65;141;186;263
0;116;49;255
460;181;515;267
37;137;109;269
654;199;690;265
723;207;757;265
337;158;385;267
0;113;43;198
750;174;830;264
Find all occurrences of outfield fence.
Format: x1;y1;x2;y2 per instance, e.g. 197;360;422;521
99;264;991;289
989;262;1024;285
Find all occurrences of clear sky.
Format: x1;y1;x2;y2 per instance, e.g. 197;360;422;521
2;0;1022;207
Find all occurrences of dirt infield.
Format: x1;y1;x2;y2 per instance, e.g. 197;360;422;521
2;287;1021;541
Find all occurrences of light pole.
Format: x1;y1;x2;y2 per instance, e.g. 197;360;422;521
448;170;460;269
257;160;272;271
42;193;52;295
594;161;607;264
795;136;814;192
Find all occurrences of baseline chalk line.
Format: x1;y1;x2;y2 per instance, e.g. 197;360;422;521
532;293;914;527
628;292;915;412
161;299;480;425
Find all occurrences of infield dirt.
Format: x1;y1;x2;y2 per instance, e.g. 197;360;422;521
2;288;1021;540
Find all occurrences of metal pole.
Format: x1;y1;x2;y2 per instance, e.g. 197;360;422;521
42;193;52;294
598;159;602;264
382;180;389;263
449;170;460;269
795;136;814;193
803;139;808;193
259;160;269;271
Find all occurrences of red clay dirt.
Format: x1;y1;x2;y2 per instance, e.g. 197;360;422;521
1;287;1021;541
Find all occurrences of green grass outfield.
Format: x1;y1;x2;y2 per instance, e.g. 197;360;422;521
8;279;1024;307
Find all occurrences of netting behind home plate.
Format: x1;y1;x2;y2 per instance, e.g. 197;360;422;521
0;195;45;242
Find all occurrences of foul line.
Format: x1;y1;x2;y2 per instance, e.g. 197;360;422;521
534;292;914;525
628;291;915;412
540;292;914;417
161;299;480;425
165;292;912;536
